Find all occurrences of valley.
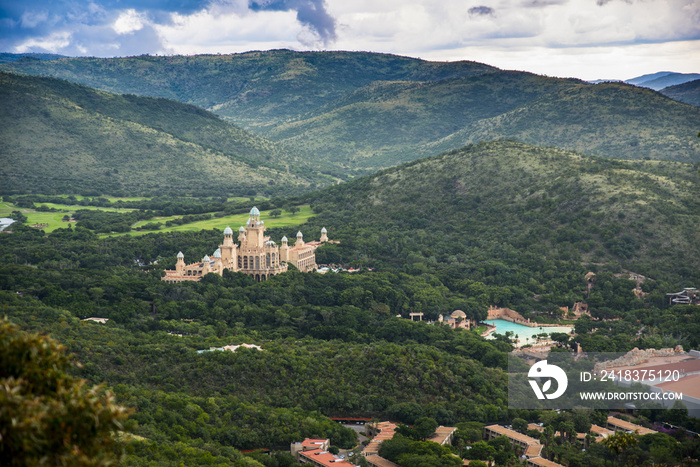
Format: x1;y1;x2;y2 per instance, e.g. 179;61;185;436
1;50;699;467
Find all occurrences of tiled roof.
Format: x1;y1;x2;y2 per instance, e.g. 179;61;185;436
607;416;657;435
299;449;354;466
485;425;540;445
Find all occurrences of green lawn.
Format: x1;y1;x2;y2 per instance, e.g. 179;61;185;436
103;206;315;238
37;203;135;212
0;203;14;217
24;211;72;232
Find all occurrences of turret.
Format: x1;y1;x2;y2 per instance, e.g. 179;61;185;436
320;227;328;243
176;251;185;273
223;226;234;247
212;248;222;272
238;226;246;242
280;235;289;262
295;231;304;247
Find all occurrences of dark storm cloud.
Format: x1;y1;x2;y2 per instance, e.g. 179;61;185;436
468;6;495;16
249;0;336;44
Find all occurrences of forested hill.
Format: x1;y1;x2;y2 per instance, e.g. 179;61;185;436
426;82;700;164
660;78;700;107
0;71;329;196
0;51;498;129
300;141;700;295
3;51;699;176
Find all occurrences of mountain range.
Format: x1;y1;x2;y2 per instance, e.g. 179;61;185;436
0;71;329;196
3;51;699;179
625;71;700;91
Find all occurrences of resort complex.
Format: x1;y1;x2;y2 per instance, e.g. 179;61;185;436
162;207;330;282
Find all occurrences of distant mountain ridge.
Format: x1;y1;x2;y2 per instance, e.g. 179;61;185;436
625;71;700;91
0;71;327;196
2;51;699;176
660;79;700;107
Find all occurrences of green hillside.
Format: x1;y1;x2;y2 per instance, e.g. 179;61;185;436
0;71;328;196
299;140;700;289
428;82;700;163
0;50;497;129
4;51;699;174
661;78;700;107
263;72;579;171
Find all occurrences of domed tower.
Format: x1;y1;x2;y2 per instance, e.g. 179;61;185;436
243;207;264;248
202;255;211;274
280;235;289;262
249;206;260;221
320;227;328;243
223;226;234;247
238;226;246;242
220;226;237;269
295;231;304;248
212;248;222;273
176;251;185;273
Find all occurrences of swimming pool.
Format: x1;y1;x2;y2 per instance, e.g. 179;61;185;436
484;319;573;346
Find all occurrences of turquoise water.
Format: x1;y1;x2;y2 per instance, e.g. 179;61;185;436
484;319;573;346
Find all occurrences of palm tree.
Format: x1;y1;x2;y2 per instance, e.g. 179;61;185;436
601;430;638;465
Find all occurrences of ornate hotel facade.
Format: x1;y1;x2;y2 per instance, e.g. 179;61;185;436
162;207;330;283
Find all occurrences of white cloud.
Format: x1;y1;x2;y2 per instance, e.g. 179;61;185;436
113;9;146;35
14;31;72;54
3;0;699;79
156;9;301;54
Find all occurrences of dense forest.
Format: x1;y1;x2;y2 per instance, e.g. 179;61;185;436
2;138;700;465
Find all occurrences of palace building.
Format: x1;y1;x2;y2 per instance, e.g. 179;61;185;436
162;207;330;283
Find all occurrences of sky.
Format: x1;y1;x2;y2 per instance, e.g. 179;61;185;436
1;0;699;81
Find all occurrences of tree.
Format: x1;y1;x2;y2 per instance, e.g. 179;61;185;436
512;418;528;434
288;205;300;215
270;209;282;218
601;431;638;464
413;417;439;441
0;318;129;466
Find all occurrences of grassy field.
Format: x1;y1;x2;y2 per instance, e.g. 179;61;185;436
24;211;72;232
7;202;137;233
3;199;314;236
0;202;14;217
103;206;315;238
36;203;136;212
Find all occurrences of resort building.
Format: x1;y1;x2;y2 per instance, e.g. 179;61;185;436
426;426;457;445
606;416;657;435
162;207;330;282
291;439;354;467
438;310;473;330
484;425;542;458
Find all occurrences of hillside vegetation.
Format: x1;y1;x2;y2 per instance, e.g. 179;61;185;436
428;82;700;163
0;51;497;129
299;141;700;290
661;78;700;107
0;71;328;196
4;51;699;175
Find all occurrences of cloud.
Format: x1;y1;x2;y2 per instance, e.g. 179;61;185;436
0;0;698;81
249;0;336;45
468;6;495;16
